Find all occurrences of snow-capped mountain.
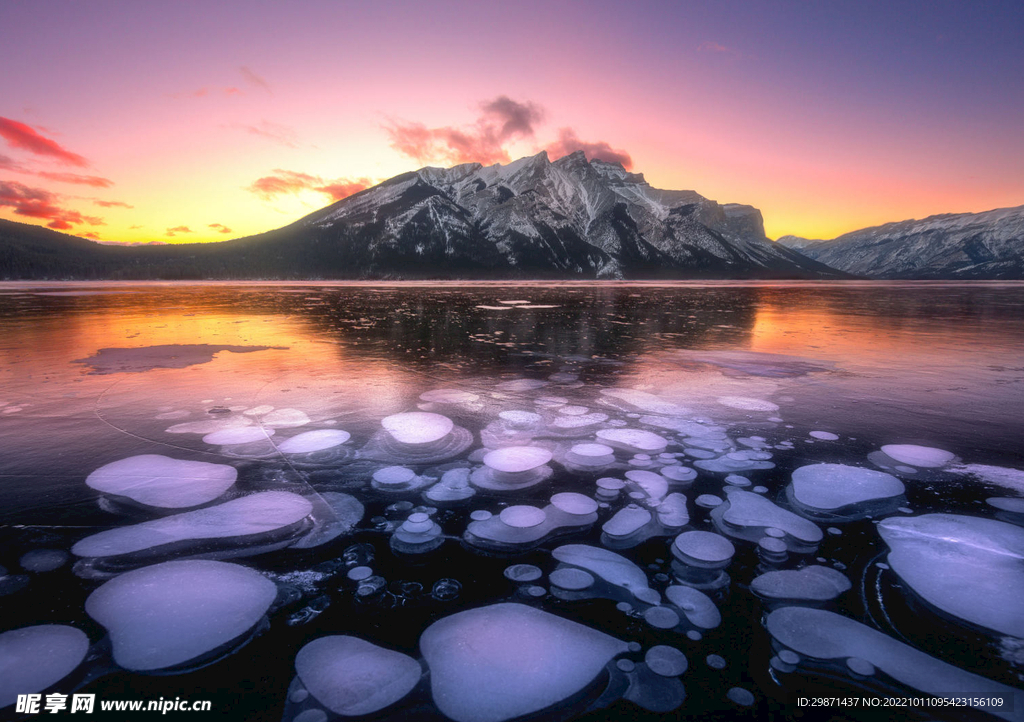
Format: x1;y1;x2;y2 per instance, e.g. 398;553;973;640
291;150;840;278
776;206;1024;279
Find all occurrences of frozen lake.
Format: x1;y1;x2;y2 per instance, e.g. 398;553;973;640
0;281;1022;721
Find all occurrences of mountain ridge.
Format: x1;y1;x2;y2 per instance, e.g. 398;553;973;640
776;205;1024;279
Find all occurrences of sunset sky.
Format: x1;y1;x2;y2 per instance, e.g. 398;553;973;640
1;0;1022;245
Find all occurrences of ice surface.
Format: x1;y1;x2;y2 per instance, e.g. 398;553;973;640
85;454;237;509
952;464;1024;492
596;428;668;454
766;607;1022;720
420;603;628;722
880;444;955;468
290;492;364;549
716;396;779;412
278;429;351;454
74;344;275;374
599;389;688;414
790;463;904;511
496;379;549;392
750;565;851;601
878;514;1024;637
72;491;313;559
295;636;421;716
381;412;454;445
0;625;89;708
85;559;277;671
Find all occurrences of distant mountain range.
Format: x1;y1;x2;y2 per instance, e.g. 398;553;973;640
0;154;1020;280
0;152;839;280
777;205;1024;279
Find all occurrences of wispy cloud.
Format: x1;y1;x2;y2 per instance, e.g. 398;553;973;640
36;171;114;188
0;180;104;229
545;129;633;169
697;41;736;54
165;225;194;237
0;117;89;167
94;199;133;208
229;120;298;147
246;169;373;202
386;95;544;166
240;66;272;94
208;223;232;234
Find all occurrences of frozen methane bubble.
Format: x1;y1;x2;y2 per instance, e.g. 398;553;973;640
987;497;1024;513
550;493;599;516
645;646;687;676
750;565;851;602
420;603;628;722
880;444;955;468
85;454;237;509
716;396;779;412
878;514;1024;637
664;586;721;629
727;687;755;706
603;505;652;539
278;429;351;454
72;491;313;559
565;443;615;467
504;564;543;582
202;426;274;445
372;466;416;486
661;465;697;482
381;412;454;445
85;560;277;671
294;636;421;716
596;428;668;454
420;389;480;403
0;625;90;709
20;549;68;572
496;379;550;392
644;606;681;629
711;490;823;548
499;506;547;528
261;408;311;428
498;410;542;429
552;544;652;597
625;470;668;500
789;464;904;512
484;447;552;473
549;568;595;591
766;607;1023;721
809;431;839;441
599;388;689;414
672;531;734;566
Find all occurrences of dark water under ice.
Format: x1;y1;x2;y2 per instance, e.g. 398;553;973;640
0;281;1022;721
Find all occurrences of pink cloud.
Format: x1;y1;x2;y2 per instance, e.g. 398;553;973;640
697;41;735;54
0;117;89;167
240;66;271;93
230;120;298;147
94;199;133;208
246;169;373;202
165;225;194;237
0;180;104;229
37;171;114;188
545;128;633;169
208;223;233;234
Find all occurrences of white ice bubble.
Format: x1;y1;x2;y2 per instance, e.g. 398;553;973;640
420;603;628;722
372;466;416;486
766;607;1022;720
420;389;480;404
496;379;549;392
72;491;313;559
262;408;312;428
203;426;274;445
499;506;547;529
661;465;697;482
645;646;687;677
278;429;351;454
625;470;668;501
880;444;955;468
381;412;454;445
550;493;599;516
713;490;823;546
596;428;668;454
809;431;839;441
484;446;552;473
295;636;421;716
599;389;689;414
603;505;652;539
790;463;904;512
552;544;651;595
86;454;237;509
672;531;734;566
0;625;89;709
504;564;542;582
716;396;779;412
549;568;595;591
19;549;68;572
498;410;542;428
878;514;1024;637
664;585;721;629
750;565;851;601
85;560;276;671
243;404;274;416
